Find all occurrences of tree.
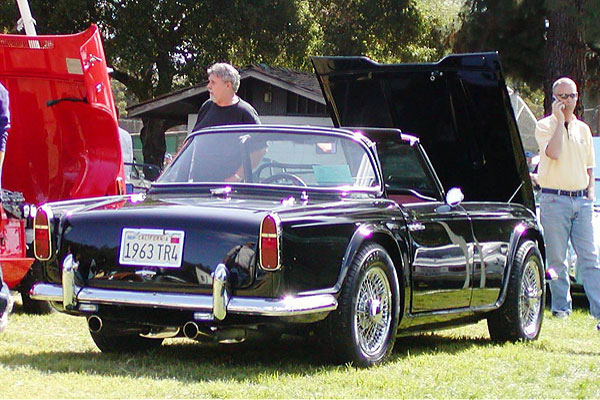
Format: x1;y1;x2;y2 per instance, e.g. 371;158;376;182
1;1;318;167
97;0;320;169
1;0;450;164
0;0;99;34
543;1;587;115
453;0;547;87
455;0;600;117
309;0;447;63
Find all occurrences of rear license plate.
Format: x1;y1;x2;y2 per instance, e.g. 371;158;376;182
119;228;185;268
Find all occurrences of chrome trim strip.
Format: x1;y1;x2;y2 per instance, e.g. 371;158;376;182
30;283;338;316
30;283;63;300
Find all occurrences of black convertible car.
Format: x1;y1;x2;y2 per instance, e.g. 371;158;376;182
31;53;545;367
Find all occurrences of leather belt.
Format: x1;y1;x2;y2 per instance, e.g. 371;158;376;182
541;188;587;197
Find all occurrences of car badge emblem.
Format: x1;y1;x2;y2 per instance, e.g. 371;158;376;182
210;186;232;198
135;270;157;278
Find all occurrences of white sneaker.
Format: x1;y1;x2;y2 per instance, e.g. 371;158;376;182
0;294;13;333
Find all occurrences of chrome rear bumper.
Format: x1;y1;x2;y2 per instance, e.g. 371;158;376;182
31;255;337;319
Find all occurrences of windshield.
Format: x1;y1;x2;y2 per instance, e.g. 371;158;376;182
158;130;379;190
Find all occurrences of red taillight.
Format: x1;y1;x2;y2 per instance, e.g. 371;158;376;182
259;215;280;271
34;206;52;260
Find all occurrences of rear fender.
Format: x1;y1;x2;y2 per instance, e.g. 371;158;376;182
334;223;404;294
493;221;544;308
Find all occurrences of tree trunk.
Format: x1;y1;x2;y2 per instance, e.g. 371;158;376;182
137;57;177;177
543;0;586;116
140;118;167;180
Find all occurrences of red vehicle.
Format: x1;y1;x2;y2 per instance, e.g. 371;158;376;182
0;25;125;312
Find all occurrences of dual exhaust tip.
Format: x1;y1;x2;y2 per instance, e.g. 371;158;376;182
87;316;245;343
88;316;198;338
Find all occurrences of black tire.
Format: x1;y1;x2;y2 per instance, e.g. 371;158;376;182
18;261;53;315
90;331;164;353
488;240;544;341
323;242;400;367
20;289;54;314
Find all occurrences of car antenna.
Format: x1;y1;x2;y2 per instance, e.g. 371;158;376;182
507;181;524;204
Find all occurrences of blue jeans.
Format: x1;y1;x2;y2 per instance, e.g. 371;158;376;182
540;192;600;319
0;263;9;315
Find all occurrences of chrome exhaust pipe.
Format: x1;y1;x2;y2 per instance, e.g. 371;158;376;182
87;316;148;336
183;321;200;339
183;321;213;340
87;315;103;333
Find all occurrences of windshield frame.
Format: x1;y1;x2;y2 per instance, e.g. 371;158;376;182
154;125;384;196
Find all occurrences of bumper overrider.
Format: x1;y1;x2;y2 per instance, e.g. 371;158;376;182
30;254;338;321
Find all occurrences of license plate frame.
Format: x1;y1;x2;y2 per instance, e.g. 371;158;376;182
119;228;185;268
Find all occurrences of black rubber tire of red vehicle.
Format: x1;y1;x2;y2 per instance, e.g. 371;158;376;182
487;240;545;342
322;242;400;367
18;261;53;315
20;290;53;315
90;331;164;353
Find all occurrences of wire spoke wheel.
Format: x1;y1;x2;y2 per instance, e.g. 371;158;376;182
487;240;544;342
354;266;392;357
519;257;543;337
323;242;399;367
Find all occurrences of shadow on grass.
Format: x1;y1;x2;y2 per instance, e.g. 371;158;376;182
392;332;491;359
6;296;548;379
0;327;496;382
0;335;333;383
571;292;590;310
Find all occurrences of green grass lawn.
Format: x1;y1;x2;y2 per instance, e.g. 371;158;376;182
1;294;599;399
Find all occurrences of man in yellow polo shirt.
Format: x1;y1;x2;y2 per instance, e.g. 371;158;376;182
535;77;600;331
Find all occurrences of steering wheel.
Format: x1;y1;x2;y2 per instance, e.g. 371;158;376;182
261;173;308;187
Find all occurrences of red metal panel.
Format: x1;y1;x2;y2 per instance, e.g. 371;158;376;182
1;258;34;289
0;217;32;289
0;25;124;204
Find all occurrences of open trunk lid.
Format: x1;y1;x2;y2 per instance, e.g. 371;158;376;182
312;53;535;211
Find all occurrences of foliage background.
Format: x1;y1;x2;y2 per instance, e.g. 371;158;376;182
3;0;600;158
0;0;462;107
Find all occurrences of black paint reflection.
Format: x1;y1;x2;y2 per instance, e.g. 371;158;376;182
223;242;256;286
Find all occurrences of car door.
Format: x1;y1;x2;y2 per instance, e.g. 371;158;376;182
374;134;474;312
403;202;474;312
459;202;517;307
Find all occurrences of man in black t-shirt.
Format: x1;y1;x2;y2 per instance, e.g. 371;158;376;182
192;63;261;131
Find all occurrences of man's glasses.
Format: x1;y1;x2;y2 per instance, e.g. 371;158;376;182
555;93;578;99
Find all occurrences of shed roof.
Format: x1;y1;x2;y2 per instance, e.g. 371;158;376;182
126;64;324;121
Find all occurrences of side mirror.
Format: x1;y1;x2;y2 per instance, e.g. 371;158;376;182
446;187;464;207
